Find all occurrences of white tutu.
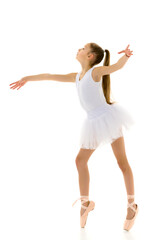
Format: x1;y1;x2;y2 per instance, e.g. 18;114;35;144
79;102;135;149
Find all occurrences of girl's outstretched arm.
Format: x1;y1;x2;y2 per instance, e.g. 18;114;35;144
25;73;77;82
94;44;133;78
9;72;77;90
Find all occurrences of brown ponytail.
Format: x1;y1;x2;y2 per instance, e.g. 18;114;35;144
89;43;116;105
102;49;116;105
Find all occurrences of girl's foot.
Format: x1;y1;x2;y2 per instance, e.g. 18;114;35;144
80;200;90;216
126;203;137;220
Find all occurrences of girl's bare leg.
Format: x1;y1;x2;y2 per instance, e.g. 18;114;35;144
111;136;137;220
75;148;95;216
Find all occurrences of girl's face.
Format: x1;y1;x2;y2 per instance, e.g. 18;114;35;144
76;43;92;62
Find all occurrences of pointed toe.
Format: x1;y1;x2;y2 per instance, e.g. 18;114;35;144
80;201;95;228
123;204;139;231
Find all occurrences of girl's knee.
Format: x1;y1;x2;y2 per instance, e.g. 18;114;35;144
75;156;88;168
117;158;129;172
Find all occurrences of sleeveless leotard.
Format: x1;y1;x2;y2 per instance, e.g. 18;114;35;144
75;66;135;149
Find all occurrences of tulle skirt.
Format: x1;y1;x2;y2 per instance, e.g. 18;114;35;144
79;102;135;149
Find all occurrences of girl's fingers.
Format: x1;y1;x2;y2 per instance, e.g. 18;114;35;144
126;44;130;49
17;85;22;90
10;85;16;89
10;83;18;88
9;79;24;86
9;81;18;86
10;84;20;90
9;83;13;86
9;82;15;86
118;45;132;55
10;81;24;89
12;86;17;90
118;50;124;54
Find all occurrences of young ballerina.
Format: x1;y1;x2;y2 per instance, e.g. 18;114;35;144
9;42;139;230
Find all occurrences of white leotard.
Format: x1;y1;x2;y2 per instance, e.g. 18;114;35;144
75;66;135;149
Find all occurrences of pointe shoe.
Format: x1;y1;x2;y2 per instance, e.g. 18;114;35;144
72;196;95;228
123;194;139;231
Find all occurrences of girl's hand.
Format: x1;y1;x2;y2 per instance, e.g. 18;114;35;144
118;44;133;57
9;77;28;90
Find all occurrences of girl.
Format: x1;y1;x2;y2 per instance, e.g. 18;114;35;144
9;42;139;230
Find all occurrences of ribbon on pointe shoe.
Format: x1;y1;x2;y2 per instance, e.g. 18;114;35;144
127;194;135;200
127;194;136;212
72;195;89;209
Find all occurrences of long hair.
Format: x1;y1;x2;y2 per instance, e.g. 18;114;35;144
89;42;116;105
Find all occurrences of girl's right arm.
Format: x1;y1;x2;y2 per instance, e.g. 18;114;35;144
25;73;77;82
9;72;77;90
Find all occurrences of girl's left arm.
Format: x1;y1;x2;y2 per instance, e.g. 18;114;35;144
116;54;130;69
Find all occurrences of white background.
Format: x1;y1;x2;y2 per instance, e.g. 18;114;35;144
1;0;160;239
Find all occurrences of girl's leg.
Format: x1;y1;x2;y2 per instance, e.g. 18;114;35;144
111;136;137;220
75;148;96;216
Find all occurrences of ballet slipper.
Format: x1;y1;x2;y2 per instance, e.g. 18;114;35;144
123;194;139;231
72;195;95;228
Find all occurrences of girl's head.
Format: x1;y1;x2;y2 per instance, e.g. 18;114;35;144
76;42;104;67
76;42;115;105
